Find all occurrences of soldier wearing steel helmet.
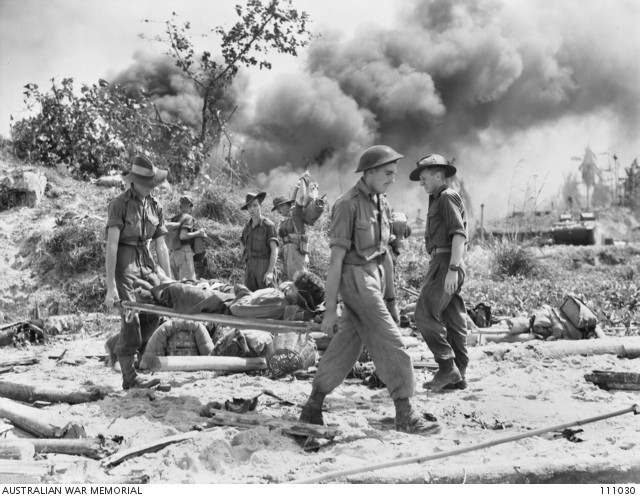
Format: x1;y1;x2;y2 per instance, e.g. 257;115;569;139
409;154;469;392
298;145;440;435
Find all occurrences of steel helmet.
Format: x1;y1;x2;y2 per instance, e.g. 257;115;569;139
355;145;403;173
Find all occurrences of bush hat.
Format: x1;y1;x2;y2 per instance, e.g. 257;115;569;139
409;154;457;181
179;195;194;206
122;155;169;188
241;191;267;210
271;196;295;211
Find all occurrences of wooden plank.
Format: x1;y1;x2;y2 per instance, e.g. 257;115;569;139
121;301;321;333
584;370;640;390
201;409;341;439
101;429;213;468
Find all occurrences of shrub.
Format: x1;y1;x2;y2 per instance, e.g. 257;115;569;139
40;218;105;277
489;237;538;278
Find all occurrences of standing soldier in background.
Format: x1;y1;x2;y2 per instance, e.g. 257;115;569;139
384;211;412;324
166;195;207;281
272;193;309;281
410;154;469;392
240;192;279;291
104;155;171;390
299;145;440;435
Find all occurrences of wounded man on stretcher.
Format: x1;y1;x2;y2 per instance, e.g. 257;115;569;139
133;270;325;322
104;271;325;370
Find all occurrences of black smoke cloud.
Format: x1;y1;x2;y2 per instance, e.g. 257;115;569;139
110;50;245;130
233;0;639;220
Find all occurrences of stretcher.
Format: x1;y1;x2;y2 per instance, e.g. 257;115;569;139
120;301;322;334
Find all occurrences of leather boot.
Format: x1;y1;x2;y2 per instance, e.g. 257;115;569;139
119;355;161;390
394;398;440;435
423;358;462;392
444;363;467;390
299;389;326;425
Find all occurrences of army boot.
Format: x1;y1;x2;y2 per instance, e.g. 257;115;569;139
394;398;440;435
444;362;467;390
299;389;326;425
119;355;161;390
423;358;462;392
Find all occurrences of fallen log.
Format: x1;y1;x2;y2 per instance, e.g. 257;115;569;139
0;440;35;460
469;332;537;346
584;370;640;391
121;301;321;333
0;380;107;405
526;336;640;359
146;355;268;372
0;354;38;369
0;460;54;484
101;429;213;468
30;438;106;459
0;397;87;438
201;409;341;439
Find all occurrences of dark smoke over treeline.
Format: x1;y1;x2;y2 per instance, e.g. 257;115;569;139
113;0;639;221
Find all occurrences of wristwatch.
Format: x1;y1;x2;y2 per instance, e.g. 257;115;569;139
449;264;461;272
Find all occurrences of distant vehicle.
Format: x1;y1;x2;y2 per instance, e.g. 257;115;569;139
550;212;597;245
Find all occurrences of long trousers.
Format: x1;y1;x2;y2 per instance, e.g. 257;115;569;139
311;262;415;400
414;253;468;370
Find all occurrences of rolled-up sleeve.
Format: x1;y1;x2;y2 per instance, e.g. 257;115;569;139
329;199;353;250
106;198;125;231
440;191;467;239
152;205;168;239
267;221;279;247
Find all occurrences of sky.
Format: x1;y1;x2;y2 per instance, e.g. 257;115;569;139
1;0;639;223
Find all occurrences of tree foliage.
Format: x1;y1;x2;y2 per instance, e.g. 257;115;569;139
10;0;310;183
153;0;310;152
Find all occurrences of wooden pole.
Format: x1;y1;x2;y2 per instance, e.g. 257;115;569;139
290;404;639;484
0;381;107;405
121;301;321;333
148;355;268;372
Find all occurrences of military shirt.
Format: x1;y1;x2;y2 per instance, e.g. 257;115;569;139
106;188;167;244
329;178;392;265
425;184;467;254
241;216;279;260
170;212;196;248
